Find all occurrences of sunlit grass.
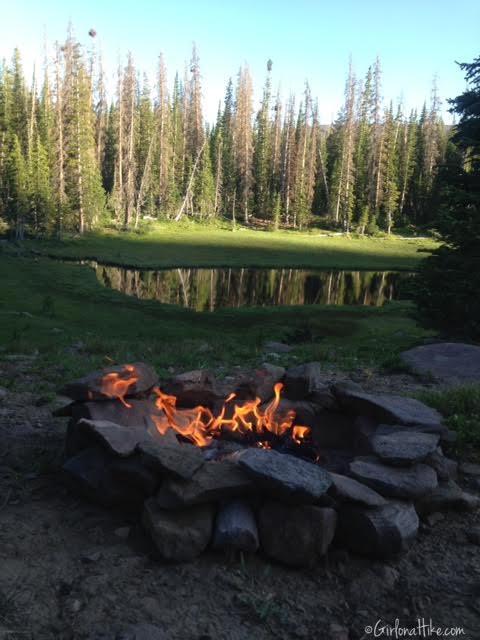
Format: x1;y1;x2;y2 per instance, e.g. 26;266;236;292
23;220;438;271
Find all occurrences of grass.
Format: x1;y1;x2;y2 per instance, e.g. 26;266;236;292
22;220;438;271
0;248;432;387
417;386;480;459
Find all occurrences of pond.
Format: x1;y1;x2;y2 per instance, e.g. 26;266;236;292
82;262;414;311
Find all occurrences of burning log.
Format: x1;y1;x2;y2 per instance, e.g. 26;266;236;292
213;499;259;553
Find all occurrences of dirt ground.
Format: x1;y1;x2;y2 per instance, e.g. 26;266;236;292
0;358;479;640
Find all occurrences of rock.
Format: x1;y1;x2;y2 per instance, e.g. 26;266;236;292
328;624;349;640
138;438;204;480
258;501;337;567
63;448;145;507
76;419;145;457
349;458;438;499
258;397;319;431
352;415;378;454
116;623;168;640
424;512;445;526
311;412;356;450
67;399;162;456
283;362;322;400
370;431;440;466
263;341;293;353
60;362;158;402
336;389;443;427
114;526;130;540
337;501;419;558
375;565;400;590
161;369;220;408
376;422;452;439
424;450;458;481
109;455;159;496
51;395;75;416
232;364;285;402
142;498;214;562
331;380;364;396
415;480;480;515
236;448;332;503
213;499;259;552
80;550;103;564
466;527;480;546
156;459;253;507
328;472;388;507
401;343;480;386
460;462;480;476
308;386;338;410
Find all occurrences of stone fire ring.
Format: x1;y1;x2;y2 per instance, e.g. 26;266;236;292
58;362;479;567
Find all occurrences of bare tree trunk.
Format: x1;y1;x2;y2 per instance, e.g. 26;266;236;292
174;139;206;221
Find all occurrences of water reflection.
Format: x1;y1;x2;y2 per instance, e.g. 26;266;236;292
86;263;412;311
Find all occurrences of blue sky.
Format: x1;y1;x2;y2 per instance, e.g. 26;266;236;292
2;0;479;123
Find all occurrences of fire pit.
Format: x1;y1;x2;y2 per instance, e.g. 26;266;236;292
58;362;478;567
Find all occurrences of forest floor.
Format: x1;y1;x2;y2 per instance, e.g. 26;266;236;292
0;355;479;640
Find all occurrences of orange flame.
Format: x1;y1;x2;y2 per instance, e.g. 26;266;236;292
100;364;139;408
151;382;311;448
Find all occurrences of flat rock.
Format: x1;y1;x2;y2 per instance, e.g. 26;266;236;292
258;501;337;567
161;369;221;408
349;458;438;499
236;448;332;503
424;450;458;481
328;472;388;507
66;399;163;456
460;462;480;476
337;501;419;558
142;498;214;562
156;459;253;507
77;419;144;457
283;362;323;400
108;456;159;496
466;527;480;546
213;499;259;552
337;389;443;427
63;448;145;507
231;364;285;402
370;431;440;466
263;341;293;353
116;624;167;640
415;480;480;515
138;438;204;480
401;342;480;385
60;362;158;402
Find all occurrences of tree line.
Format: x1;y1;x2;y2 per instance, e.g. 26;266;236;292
0;31;450;237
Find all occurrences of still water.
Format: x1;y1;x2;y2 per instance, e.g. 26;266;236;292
84;262;412;311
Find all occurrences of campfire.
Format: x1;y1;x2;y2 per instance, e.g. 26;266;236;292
100;363;313;454
58;361;468;567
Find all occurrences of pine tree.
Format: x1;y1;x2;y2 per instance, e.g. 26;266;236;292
253;59;273;218
233;65;254;223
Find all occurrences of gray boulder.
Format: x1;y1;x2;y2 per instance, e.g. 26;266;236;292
142;498;214;562
401;342;480;386
236;448;332;503
337;501;419;558
370;431;440;466
349;458;438;499
259;501;337;567
336;389;443;427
